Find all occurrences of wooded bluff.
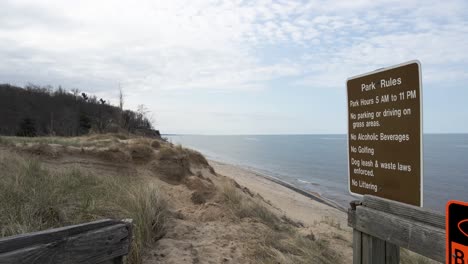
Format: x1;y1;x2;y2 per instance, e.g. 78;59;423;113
0;84;157;137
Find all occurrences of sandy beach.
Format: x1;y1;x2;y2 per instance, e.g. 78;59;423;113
209;159;353;261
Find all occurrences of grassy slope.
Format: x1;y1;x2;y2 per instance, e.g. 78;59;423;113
0;137;170;263
0;134;435;264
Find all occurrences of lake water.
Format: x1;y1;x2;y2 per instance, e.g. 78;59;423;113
167;134;468;212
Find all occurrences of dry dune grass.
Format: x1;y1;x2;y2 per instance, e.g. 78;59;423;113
0;133;127;150
150;140;161;149
185;175;216;204
152;145;192;183
254;230;340;264
220;183;343;264
222;183;280;228
121;184;169;264
185;148;209;167
93;146;132;163
0;135;81;147
86;132;129;141
23;143;59;158
128;144;154;163
0;147;168;264
2;134;163;166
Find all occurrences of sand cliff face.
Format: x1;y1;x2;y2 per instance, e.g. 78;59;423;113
0;134;351;264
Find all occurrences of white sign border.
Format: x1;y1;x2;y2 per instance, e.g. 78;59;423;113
346;60;424;207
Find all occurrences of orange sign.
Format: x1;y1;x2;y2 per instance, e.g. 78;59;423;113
447;201;468;264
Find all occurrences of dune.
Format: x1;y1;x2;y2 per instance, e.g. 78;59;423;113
0;134;352;263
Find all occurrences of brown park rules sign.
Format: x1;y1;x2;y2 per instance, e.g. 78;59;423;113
347;61;423;207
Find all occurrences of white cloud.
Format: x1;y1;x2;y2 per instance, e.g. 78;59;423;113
1;0;467;93
1;0;468;133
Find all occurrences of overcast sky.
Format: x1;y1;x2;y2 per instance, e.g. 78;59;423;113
1;0;467;134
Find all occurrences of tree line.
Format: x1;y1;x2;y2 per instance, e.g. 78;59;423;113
0;83;156;137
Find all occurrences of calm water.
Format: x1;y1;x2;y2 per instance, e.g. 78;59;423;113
167;134;468;212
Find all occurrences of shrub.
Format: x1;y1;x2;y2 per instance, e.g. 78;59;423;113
24;143;58;158
79;113;91;134
154;146;191;183
185;149;209;166
129;144;154;163
150;140;161;149
16;118;37;137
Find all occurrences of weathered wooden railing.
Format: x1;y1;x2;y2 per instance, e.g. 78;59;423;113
0;219;133;264
348;195;445;264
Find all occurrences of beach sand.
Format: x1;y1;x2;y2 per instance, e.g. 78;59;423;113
210;160;353;262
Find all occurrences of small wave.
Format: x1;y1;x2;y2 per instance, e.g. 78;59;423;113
456;145;468;148
296;179;319;186
244;137;259;141
297;179;311;184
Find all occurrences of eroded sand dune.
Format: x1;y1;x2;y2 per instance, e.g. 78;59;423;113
0;134;352;264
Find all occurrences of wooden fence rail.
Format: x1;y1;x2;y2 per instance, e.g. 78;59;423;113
0;219;133;264
348;195;445;264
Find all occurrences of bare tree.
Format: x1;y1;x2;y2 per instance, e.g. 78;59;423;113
118;84;125;129
71;88;80;99
119;83;124;111
136;104;154;129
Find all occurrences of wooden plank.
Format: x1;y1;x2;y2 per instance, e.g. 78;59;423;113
0;219;119;253
351;206;445;262
121;218;133;254
385;242;400;264
98;257;123;264
362;195;444;229
0;223;131;264
362;233;385;264
353;230;362;264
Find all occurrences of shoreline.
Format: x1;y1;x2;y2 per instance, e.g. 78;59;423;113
209;159;350;229
209;158;353;262
209;159;347;212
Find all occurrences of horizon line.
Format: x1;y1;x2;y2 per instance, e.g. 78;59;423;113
162;132;468;136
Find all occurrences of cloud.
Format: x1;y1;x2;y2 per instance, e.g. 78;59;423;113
1;0;468;134
0;0;306;93
1;0;467;94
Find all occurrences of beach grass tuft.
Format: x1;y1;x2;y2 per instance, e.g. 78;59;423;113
254;229;342;264
221;183;281;228
221;182;344;263
0;151;169;264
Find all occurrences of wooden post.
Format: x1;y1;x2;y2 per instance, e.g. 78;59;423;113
348;195;445;263
362;233;386;264
386;242;400;263
353;230;362;264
